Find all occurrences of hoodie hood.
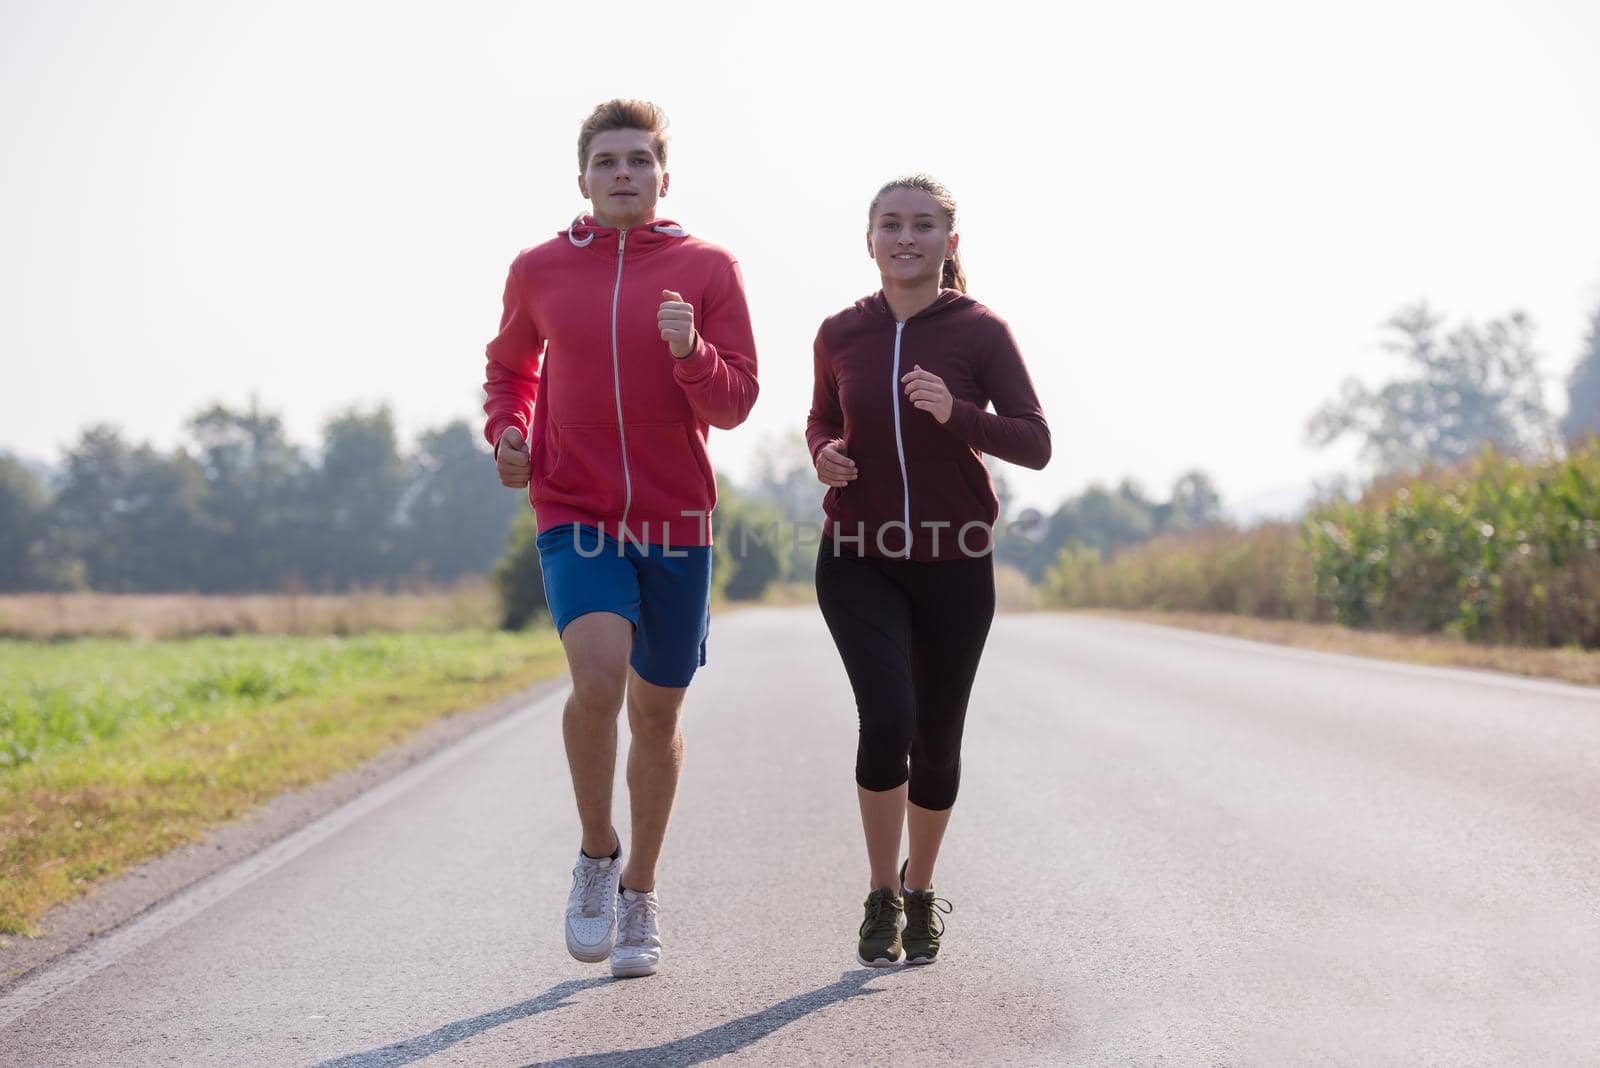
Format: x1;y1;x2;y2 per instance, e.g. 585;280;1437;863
857;289;974;323
562;214;689;249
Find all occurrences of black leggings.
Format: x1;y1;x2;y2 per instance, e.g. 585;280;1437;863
814;539;995;811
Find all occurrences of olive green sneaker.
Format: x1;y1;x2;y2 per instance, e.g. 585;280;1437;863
856;887;904;967
900;860;953;965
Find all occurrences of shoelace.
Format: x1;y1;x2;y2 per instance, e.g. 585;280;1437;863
572;861;611;918
617;894;659;946
903;891;953;938
859;892;902;939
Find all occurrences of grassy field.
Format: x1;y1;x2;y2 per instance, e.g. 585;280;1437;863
0;628;564;937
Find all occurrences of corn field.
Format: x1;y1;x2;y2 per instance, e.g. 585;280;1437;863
1047;440;1600;649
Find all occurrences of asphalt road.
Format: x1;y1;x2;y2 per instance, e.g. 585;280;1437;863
2;609;1596;1066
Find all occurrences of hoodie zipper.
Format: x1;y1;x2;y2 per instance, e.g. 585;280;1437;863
610;229;633;527
890;320;911;558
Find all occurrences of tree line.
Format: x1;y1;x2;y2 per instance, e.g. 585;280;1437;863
0;402;521;593
0;395;1230;612
4;299;1594;606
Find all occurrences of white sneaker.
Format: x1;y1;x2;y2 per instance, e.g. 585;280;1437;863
564;847;623;963
610;887;662;978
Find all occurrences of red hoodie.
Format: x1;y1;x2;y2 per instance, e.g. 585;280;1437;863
483;216;759;547
806;291;1050;562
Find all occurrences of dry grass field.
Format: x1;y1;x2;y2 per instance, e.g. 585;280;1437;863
1083;609;1600;688
0;583;500;640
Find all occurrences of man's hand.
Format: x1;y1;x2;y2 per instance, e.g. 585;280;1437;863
658;289;698;359
901;364;953;424
815;439;857;489
496;426;531;488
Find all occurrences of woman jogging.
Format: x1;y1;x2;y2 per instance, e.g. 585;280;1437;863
806;175;1051;967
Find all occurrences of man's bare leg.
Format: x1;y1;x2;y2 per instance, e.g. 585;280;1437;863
559;611;634;858
618;669;688;892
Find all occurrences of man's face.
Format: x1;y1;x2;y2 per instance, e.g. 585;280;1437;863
578;128;668;229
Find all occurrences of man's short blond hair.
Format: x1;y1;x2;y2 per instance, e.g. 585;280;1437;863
577;99;669;170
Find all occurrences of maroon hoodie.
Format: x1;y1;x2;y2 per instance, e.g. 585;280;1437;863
806;291;1051;562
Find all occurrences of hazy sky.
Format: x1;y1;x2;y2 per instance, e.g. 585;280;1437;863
4;0;1599;516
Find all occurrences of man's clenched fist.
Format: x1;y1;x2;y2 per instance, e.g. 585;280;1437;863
658;289;697;359
496;426;531;488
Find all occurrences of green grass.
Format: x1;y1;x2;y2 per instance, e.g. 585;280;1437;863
0;630;565;937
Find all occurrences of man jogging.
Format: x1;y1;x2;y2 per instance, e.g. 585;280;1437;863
483;99;759;978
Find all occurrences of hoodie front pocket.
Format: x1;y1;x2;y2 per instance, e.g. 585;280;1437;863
626;423;714;525
538;424;625;516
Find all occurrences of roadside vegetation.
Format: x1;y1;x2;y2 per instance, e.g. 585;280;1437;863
0;628;562;936
1046;443;1599;646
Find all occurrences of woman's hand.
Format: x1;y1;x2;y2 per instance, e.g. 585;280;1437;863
901;364;953;424
815;439;857;488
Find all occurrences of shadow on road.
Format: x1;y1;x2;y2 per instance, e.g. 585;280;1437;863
318;968;889;1067
315;976;611;1068
524;968;888;1066
312;965;889;1068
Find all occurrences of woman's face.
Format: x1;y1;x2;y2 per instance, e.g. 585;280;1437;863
868;187;958;288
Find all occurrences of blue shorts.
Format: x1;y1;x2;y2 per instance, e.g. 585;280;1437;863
534;523;713;688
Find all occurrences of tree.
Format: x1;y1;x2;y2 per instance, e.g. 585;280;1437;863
47;427;207;591
711;476;784;602
1307;304;1555;474
106;446;207;591
1001;472;1225;581
186;401;310;591
401;420;522;584
1070;480;1160;554
491;510;548;629
998;480;1150;580
312;406;406;588
1167;470;1224;529
47;425;127;587
0;455;48;591
1561;302;1600;444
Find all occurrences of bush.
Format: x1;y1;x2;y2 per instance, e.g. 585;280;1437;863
718;517;782;601
491;510;548;630
1044;525;1322;621
711;480;786;603
1045;441;1600;649
1306;442;1600;646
